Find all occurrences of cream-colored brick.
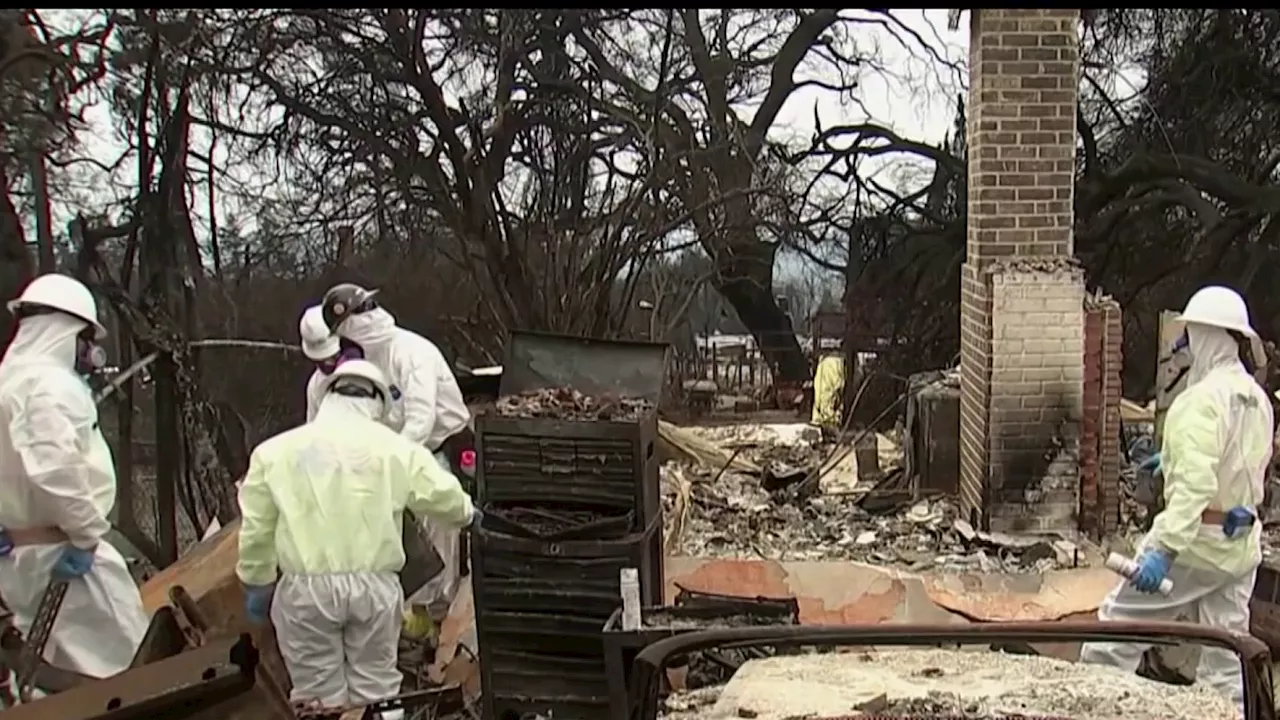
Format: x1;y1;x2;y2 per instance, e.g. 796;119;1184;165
990;368;1024;384
991;338;1024;355
1023;338;1066;354
1044;296;1082;313
1034;352;1079;368
1022;367;1065;383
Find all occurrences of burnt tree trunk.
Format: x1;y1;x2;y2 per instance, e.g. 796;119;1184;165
0;167;32;353
711;236;808;384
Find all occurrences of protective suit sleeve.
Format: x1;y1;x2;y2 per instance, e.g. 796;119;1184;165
304;372;321;423
405;445;474;529
399;351;439;448
236;452;280;587
9;390;111;549
1149;392;1222;555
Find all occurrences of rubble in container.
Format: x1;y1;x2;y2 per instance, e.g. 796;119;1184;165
664;464;1080;572
493;387;654;421
670;649;1237;720
487;504;613;535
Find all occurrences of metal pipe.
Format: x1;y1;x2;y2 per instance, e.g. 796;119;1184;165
628;621;1275;720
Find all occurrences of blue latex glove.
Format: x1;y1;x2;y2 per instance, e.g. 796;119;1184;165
1131;550;1172;594
243;585;273;625
1223;506;1257;539
1138;452;1162;475
51;545;95;579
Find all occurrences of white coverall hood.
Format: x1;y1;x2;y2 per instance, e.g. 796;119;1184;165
338;307;397;347
314;390;383;423
3;313;85;368
1185;324;1244;386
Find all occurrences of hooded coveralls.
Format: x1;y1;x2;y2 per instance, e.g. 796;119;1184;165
1080;324;1273;710
0;313;149;681
335;307;471;620
236;390;475;714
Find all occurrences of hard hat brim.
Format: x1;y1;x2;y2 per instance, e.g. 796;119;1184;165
6;299;108;340
302;338;341;360
1175;312;1259;339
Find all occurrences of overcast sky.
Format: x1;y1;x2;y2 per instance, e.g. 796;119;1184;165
41;9;970;285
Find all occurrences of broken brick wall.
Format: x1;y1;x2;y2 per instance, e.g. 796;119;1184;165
958;8;1084;533
1081;296;1123;537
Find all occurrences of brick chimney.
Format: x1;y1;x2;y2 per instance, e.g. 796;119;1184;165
958;9;1085;533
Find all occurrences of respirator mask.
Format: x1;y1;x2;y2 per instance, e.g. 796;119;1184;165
318;340;365;375
75;326;107;377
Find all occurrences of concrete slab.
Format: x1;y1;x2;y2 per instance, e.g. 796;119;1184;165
664;557;1116;623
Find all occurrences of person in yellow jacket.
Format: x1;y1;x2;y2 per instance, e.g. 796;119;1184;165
1081;286;1273;713
236;360;480;718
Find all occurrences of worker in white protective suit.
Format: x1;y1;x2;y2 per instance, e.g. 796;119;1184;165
236;360;480;719
1080;286;1273;715
320;283;474;624
0;273;149;682
299;305;365;422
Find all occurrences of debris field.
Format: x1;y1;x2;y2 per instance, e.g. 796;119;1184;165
661;423;1085;572
661;648;1238;720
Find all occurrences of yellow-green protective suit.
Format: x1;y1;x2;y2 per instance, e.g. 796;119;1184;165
1081;323;1274;713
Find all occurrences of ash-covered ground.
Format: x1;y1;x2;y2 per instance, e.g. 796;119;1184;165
659;649;1238;720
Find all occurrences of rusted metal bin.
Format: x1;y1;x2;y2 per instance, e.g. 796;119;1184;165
1250;559;1280;654
472;331;669;720
904;370;960;497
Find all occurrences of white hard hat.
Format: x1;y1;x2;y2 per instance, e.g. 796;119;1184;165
6;273;106;340
1176;285;1258;338
299;306;340;360
319;359;391;416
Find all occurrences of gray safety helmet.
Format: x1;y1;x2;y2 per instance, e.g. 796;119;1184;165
321;283;380;333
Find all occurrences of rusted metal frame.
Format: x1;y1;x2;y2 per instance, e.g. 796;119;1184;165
628;621;1276;720
295;685;466;719
167;585;207;648
0;625;93;696
0;632;259;720
16;577;69;702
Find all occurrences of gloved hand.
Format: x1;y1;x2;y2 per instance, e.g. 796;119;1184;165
1223;506;1257;539
468;504;485;530
1138;452;1162;475
1130;549;1172;594
243;584;274;625
51;545;96;579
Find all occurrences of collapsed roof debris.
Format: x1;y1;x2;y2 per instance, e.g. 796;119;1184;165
660;649;1237;720
494;387;655;422
661;423;1085;572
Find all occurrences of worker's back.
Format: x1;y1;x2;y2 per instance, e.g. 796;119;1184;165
244;412;435;576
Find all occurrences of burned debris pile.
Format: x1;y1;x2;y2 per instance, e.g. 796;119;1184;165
661;423;1082;572
494;387;655;422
